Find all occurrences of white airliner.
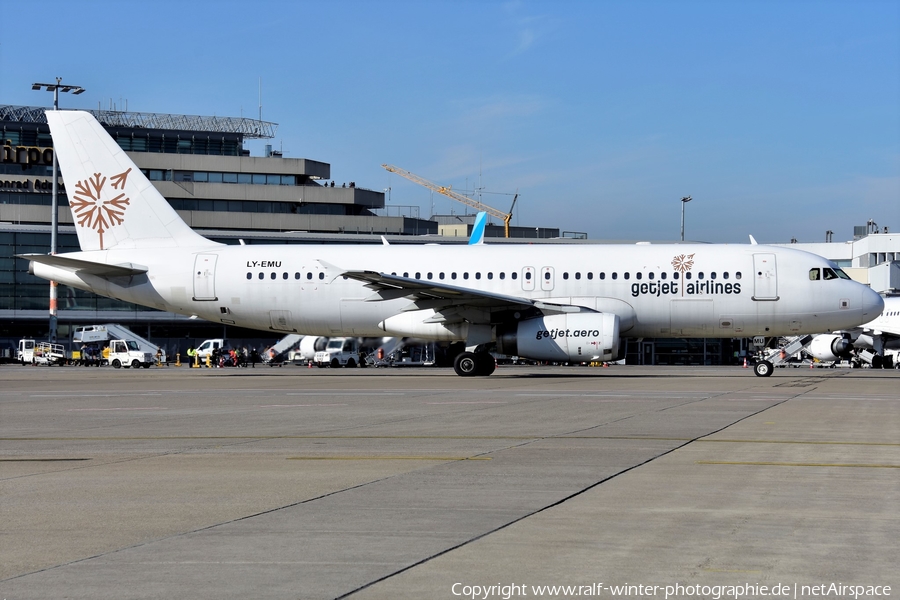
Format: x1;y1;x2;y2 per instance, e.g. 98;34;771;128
807;296;900;367
22;111;884;377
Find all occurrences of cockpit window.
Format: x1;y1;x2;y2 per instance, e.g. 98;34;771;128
835;268;852;280
823;268;838;280
809;268;820;281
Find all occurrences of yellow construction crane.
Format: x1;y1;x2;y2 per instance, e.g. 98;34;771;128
382;164;518;238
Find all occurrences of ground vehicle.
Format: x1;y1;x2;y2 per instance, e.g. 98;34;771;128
108;339;154;369
73;324;165;362
195;339;227;360
314;337;361;368
18;339;67;366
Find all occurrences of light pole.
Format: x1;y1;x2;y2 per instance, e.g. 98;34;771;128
680;196;692;242
32;78;85;343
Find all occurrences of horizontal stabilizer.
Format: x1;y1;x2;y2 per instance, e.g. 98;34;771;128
19;254;148;277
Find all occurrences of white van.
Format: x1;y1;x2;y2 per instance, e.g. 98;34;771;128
195;339;227;360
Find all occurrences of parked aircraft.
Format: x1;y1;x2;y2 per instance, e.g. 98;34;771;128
22;111;885;377
807;296;900;367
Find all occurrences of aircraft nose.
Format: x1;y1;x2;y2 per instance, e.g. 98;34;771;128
861;287;884;319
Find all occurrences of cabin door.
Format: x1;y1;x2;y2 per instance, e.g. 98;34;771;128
752;253;778;300
193;254;218;301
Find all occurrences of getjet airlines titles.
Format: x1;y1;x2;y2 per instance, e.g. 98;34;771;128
21;111;884;377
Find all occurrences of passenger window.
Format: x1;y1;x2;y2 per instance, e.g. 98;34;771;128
587;272;593;280
427;272;433;279
259;273;264;280
648;272;654;280
487;272;493;280
295;272;300;279
612;272;618;280
246;273;252;280
499;272;506;280
575;272;581;280
476;273;482;280
599;272;605;280
809;268;820;281
464;272;469;279
685;272;692;280
723;272;729;280
415;272;421;279
525;272;532;280
271;272;276;280
403;272;408;278
282;272;288;280
673;272;679;280
439;272;445;280
636;272;642;280
624;272;630;280
698;272;704;280
451;273;457;280
735;272;742;280
710;272;716;280
660;272;667;280
307;272;313;280
544;272;550;280
511;272;518;280
563;272;569;280
319;272;325;280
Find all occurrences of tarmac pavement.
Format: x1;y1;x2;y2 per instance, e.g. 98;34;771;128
0;364;897;599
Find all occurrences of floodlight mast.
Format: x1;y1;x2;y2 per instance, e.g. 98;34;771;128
32;77;85;343
680;196;692;242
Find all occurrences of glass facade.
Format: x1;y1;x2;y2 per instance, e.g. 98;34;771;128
0;231;144;312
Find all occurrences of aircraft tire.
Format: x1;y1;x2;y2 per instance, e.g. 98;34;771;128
453;352;479;376
753;361;773;377
476;352;496;376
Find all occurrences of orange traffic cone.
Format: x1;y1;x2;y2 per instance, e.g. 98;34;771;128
743;358;748;368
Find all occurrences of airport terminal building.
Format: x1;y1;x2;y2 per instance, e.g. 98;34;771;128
0;104;559;356
1;104;897;365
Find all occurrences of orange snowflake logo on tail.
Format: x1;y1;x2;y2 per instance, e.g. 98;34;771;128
70;168;132;249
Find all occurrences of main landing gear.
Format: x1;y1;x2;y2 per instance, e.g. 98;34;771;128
453;351;496;376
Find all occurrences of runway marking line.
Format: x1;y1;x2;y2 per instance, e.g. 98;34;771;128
66;407;167;411
0;458;91;462
287;456;491;461
2;436;898;446
698;461;900;468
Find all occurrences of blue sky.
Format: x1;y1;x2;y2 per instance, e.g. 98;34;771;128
2;0;898;243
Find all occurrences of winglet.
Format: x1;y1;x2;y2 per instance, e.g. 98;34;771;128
469;212;487;245
749;235;758;245
381;236;390;246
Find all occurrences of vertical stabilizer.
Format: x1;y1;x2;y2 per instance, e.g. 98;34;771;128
46;110;214;251
468;211;488;246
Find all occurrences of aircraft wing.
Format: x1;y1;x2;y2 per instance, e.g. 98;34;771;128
18;254;148;278
342;270;585;314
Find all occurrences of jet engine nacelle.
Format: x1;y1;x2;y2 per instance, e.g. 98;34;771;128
807;334;854;362
379;309;469;341
497;313;621;362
